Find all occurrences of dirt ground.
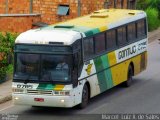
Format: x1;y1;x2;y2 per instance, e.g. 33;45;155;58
148;28;160;43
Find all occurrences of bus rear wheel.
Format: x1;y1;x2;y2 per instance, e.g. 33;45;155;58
124;65;133;87
79;84;89;109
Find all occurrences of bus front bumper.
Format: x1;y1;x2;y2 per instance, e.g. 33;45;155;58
12;94;75;108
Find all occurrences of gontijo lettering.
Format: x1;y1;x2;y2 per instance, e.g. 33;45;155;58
118;45;136;60
117;39;147;62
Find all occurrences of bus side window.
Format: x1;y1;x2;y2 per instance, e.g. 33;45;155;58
117;26;127;47
95;33;105;54
106;30;116;51
137;19;146;38
127;23;136;42
84;37;94;59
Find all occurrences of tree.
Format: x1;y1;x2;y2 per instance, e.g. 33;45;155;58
0;32;17;82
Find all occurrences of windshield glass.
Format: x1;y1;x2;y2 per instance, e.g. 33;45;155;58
41;55;72;82
14;53;40;80
14;53;72;83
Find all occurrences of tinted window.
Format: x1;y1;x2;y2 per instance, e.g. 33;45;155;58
137;19;146;38
127;23;136;42
41;55;72;82
72;40;81;51
106;30;117;50
14;53;40;80
84;37;94;59
95;33;105;53
117;26;127;46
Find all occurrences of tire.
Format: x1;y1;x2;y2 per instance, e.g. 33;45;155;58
78;84;89;109
123;65;133;87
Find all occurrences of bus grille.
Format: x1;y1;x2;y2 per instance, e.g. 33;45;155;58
27;90;53;95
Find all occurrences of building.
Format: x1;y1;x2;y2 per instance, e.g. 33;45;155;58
0;0;136;33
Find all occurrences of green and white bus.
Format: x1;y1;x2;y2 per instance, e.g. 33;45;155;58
12;9;148;108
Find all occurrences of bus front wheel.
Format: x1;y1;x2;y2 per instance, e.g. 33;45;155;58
79;84;89;109
124;65;133;87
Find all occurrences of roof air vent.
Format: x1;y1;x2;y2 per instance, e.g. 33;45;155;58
128;12;136;15
54;24;74;28
90;14;109;18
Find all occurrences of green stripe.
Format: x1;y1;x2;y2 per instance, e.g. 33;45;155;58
102;55;113;89
94;54;114;92
92;28;100;34
94;57;107;92
37;84;55;90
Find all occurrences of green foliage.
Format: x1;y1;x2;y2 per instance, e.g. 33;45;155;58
136;0;160;31
136;0;160;10
148;0;160;9
136;0;150;10
0;67;7;82
0;32;17;81
146;8;160;31
6;64;13;74
148;0;160;18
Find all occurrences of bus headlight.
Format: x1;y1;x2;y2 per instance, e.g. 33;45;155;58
53;91;70;96
14;97;19;100
60;99;65;103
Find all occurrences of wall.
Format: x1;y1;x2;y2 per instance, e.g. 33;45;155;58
33;0;79;24
0;0;134;33
8;0;30;14
0;0;6;13
0;14;41;33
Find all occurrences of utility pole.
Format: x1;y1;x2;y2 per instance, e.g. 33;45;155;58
114;0;117;8
30;0;33;13
78;0;81;17
5;0;8;14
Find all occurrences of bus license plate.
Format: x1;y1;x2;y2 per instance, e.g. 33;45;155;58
34;98;44;102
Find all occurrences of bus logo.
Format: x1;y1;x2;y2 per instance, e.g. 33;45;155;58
86;64;93;75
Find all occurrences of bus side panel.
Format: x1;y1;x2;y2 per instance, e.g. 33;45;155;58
110;61;128;86
110;54;141;86
132;54;141;75
87;75;101;97
94;54;115;93
94;51;146;90
92;52;143;94
79;52;147;98
78;60;101;98
110;52;147;86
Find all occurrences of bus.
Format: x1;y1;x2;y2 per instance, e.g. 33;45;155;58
12;9;148;108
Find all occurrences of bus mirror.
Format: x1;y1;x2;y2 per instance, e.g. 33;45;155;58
73;53;78;67
72;69;78;88
72;53;78;87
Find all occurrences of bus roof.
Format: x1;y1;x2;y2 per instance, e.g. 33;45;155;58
16;9;146;45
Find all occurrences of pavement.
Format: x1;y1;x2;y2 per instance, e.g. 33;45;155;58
148;27;160;43
0;79;12;104
0;28;159;105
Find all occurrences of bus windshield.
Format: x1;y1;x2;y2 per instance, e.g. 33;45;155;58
14;53;72;83
41;54;72;82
